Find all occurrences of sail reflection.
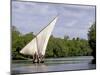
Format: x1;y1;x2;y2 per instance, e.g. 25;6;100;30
32;63;48;72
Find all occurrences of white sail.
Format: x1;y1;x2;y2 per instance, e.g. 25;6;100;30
36;17;58;56
20;38;38;56
20;16;58;56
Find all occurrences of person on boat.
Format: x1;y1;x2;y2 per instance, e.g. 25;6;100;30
33;52;44;63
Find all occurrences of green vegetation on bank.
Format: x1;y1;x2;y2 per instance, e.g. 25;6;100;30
88;23;96;64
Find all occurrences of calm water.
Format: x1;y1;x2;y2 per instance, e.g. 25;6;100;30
12;56;96;74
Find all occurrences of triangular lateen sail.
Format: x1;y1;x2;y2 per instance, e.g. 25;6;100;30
20;16;58;57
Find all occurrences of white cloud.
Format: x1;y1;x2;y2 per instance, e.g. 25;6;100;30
66;20;78;27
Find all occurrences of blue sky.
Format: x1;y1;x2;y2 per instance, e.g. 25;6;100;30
12;1;95;39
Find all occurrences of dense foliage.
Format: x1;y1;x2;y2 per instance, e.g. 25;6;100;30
46;36;92;58
12;26;92;60
88;23;96;64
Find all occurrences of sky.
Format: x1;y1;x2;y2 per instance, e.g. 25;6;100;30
12;1;96;39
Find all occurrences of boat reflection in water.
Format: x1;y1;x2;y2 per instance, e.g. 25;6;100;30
31;63;48;72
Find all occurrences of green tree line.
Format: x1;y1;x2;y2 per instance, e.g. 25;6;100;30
12;25;93;60
88;23;96;64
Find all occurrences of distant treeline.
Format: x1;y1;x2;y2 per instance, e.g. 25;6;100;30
46;36;92;58
12;24;95;60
